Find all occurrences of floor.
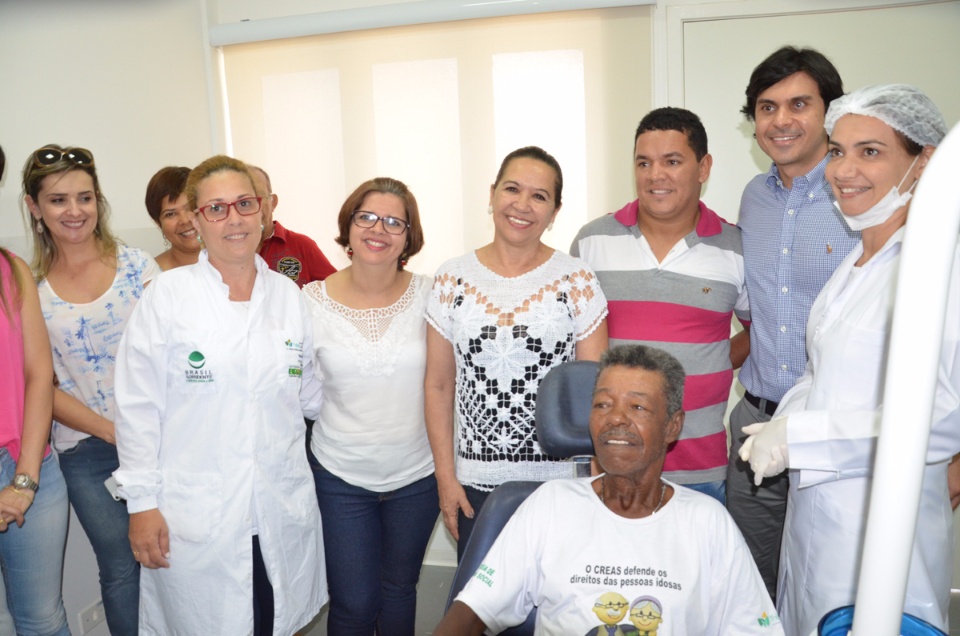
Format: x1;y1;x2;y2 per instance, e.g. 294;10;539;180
300;565;456;635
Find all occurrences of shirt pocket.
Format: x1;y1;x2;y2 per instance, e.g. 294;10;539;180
252;329;305;389
834;320;889;409
159;470;223;544
167;331;221;395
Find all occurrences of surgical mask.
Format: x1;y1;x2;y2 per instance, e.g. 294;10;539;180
834;156;919;231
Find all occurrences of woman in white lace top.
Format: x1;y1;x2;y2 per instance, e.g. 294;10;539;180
425;146;609;561
303;177;437;635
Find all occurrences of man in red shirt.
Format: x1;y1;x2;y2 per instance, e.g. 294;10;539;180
251;165;336;287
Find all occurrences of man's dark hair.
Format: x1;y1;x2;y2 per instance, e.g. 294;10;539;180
634;107;708;161
596;345;686;418
0;144;5;180
742;46;844;121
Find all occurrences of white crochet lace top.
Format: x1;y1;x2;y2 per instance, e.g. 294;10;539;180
303;274;434;491
427;251;607;491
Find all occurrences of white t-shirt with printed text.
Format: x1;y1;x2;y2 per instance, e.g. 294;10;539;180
457;476;782;635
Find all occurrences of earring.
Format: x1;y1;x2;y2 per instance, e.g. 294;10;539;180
162;234;170;248
547;221;554;231
260;224;265;233
399;253;409;268
197;235;204;245
346;246;354;259
36;219;44;234
487;205;493;215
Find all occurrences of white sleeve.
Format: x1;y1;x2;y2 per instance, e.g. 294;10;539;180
454;494;544;633
299;293;323;421
113;282;167;513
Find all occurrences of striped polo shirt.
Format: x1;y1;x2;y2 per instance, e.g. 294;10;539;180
571;200;749;484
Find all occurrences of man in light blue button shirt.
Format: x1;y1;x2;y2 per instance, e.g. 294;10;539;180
726;46;860;600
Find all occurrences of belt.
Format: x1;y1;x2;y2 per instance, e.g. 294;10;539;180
744;391;779;417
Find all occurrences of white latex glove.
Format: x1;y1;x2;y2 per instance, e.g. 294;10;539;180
738;417;789;487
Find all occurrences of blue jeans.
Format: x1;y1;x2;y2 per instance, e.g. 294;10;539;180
57;437;139;636
310;455;439;636
0;450;70;636
683;478;726;505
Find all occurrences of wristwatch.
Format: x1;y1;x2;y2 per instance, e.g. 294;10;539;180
11;473;38;493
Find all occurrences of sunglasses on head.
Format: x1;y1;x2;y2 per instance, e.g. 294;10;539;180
33;147;95;168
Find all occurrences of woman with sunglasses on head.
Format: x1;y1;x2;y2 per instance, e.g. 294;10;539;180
0;145;71;636
425;146;608;561
145;166;201;271
113;155;326;635
302;178;435;635
23;144;158;636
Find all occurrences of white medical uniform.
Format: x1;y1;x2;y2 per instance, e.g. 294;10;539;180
114;252;327;636
776;227;960;635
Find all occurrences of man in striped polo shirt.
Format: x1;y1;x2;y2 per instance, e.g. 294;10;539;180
572;107;748;505
725;47;859;599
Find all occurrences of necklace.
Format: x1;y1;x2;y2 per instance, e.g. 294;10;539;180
600;476;668;515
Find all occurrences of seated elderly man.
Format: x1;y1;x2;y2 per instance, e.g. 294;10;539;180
435;345;782;635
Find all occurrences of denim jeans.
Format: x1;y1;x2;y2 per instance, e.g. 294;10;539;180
683;478;726;505
0;450;70;636
310;455;439;636
57;437;139;636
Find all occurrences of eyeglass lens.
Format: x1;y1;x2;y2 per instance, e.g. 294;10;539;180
353;211;408;235
198;197;262;222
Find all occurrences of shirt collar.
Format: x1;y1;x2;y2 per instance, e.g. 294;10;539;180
197;249;271;288
764;154;831;199
613;199;724;238
266;220;288;244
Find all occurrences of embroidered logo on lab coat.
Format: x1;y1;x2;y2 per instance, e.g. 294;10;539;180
285;340;303;377
185;351;214;383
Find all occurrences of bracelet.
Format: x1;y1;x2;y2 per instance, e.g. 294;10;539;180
4;486;33;503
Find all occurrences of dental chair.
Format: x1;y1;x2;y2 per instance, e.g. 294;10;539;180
444;360;600;634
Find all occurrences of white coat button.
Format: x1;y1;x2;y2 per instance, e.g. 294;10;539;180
782;286;788;294
782;248;789;254
788;209;795;215
780;325;787;332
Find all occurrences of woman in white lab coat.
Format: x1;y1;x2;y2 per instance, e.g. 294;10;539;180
113;155;326;635
740;85;957;635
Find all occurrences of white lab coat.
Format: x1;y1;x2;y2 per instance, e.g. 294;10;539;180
775;227;960;636
114;252;327;636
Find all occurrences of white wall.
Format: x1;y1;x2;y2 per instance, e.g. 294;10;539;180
0;0;215;261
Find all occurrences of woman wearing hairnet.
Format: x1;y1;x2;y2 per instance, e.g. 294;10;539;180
739;84;957;635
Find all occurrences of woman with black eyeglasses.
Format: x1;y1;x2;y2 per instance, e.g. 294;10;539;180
23;143;158;635
301;177;436;635
113;155;326;635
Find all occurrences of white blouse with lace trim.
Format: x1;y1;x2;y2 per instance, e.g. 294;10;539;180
303;273;434;491
427;250;607;491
